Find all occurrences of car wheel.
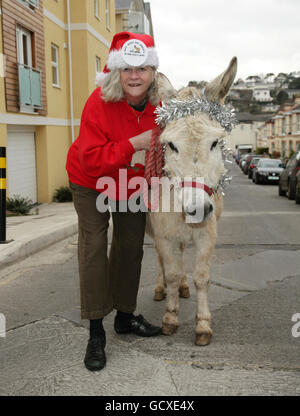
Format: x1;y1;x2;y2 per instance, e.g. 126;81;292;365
278;181;286;196
287;181;295;200
295;183;300;205
255;175;260;184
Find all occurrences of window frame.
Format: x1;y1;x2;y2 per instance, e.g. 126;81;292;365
95;56;101;74
105;0;111;30
51;43;60;88
94;0;100;20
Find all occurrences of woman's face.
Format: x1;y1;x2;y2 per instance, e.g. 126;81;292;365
120;66;155;105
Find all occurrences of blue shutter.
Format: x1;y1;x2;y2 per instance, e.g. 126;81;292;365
18;66;31;106
31;70;42;107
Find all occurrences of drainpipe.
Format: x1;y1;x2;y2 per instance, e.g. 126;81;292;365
67;0;75;142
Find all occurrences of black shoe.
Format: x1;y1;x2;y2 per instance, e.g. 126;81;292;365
84;335;106;372
114;314;162;337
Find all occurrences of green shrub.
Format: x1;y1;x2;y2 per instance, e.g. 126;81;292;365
53;186;73;202
6;195;33;215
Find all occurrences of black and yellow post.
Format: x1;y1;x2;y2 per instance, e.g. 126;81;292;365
0;146;12;244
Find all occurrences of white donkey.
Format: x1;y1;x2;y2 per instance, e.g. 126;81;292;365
147;57;237;346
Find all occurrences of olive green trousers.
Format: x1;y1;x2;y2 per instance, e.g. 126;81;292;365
70;182;146;320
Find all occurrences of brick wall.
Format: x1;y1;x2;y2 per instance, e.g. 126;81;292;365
1;0;47;115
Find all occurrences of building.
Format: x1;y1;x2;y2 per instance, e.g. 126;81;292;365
267;98;300;157
115;0;153;36
229;113;272;154
253;86;272;102
0;0;115;203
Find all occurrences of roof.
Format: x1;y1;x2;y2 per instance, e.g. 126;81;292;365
115;0;132;11
236;113;274;122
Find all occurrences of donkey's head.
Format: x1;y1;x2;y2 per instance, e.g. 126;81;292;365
157;57;237;223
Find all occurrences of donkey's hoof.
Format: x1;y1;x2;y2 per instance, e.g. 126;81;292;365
195;332;212;346
153;290;166;301
179;286;190;298
162;322;178;335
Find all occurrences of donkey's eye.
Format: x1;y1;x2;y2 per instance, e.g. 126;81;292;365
168;142;178;153
210;140;218;151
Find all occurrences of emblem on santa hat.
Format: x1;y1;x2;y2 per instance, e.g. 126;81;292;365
96;31;159;86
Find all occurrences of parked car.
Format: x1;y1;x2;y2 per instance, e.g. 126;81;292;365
248;156;263;179
278;151;300;200
253;159;284;184
242;154;256;174
295;170;300;204
239;154;249;171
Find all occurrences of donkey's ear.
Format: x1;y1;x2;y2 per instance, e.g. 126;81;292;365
157;72;177;102
205;57;237;104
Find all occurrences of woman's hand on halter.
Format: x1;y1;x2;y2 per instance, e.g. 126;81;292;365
129;129;153;151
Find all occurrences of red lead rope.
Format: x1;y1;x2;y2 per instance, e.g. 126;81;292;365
144;127;164;186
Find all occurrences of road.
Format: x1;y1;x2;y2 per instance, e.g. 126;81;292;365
0;162;300;396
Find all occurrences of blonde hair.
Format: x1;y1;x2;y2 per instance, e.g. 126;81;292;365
101;68;160;106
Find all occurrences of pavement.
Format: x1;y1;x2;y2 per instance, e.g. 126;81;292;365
0;186;300;396
0;202;78;269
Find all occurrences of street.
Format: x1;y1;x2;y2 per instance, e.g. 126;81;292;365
0;162;300;395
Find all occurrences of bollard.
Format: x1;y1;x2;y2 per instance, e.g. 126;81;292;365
0;147;12;244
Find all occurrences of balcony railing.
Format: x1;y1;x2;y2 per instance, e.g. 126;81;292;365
18;63;42;109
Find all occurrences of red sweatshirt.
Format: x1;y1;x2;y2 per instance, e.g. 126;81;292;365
66;87;158;200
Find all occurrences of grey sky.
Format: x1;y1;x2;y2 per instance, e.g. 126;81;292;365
149;0;300;89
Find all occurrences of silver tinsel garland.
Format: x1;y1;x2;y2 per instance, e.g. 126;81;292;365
154;96;238;132
155;93;237;195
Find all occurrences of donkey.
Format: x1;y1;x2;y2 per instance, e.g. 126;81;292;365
147;57;237;346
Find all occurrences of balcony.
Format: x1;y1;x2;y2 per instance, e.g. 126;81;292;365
18;63;42;111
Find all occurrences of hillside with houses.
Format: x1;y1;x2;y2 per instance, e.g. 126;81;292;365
188;71;300;159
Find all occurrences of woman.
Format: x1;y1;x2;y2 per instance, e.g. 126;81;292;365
66;32;162;372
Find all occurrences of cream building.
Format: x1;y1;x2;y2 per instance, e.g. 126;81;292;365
264;97;300;157
0;0;115;203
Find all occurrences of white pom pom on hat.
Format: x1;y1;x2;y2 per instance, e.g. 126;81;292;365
96;31;159;86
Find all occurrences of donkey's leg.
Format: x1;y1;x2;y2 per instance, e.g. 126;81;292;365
178;242;190;298
155;239;181;335
193;229;216;346
153;251;166;301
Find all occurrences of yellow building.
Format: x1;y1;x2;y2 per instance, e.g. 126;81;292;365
266;96;300;158
0;0;115;203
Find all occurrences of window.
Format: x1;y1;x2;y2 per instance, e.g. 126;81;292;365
94;0;99;19
106;0;110;29
17;27;32;67
282;118;286;135
51;43;60;87
297;114;300;132
272;123;275;136
289;116;292;133
17;0;38;9
96;56;101;73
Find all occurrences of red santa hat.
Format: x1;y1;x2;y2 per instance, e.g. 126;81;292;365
96;31;159;86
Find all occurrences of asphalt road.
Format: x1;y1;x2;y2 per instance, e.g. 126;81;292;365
0;162;299;396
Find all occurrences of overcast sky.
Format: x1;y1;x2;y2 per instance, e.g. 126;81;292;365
149;0;300;89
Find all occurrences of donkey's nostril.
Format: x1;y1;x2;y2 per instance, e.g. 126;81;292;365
209;204;213;213
186;209;197;216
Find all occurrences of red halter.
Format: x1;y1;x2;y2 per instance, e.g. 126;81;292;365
181;181;214;196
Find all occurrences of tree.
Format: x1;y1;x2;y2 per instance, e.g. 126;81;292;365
276;90;288;105
289;78;300;89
